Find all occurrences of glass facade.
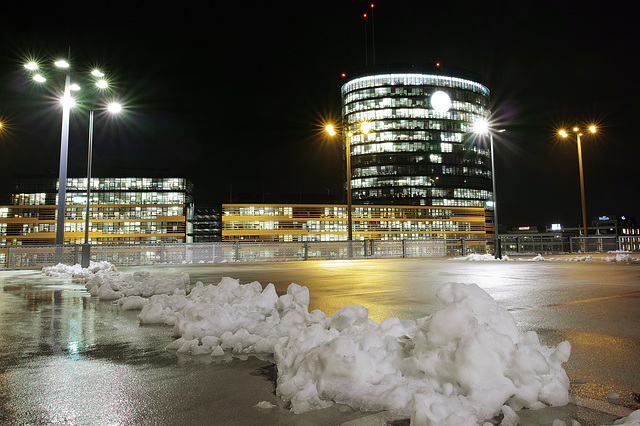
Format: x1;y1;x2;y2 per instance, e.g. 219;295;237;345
341;67;491;207
222;203;490;242
1;178;193;245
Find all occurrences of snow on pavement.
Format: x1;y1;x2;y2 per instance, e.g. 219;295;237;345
42;262;640;425
451;253;640;262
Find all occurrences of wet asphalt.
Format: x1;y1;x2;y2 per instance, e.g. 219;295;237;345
1;257;638;425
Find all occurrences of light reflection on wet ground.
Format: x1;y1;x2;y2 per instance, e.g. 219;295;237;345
1;258;639;425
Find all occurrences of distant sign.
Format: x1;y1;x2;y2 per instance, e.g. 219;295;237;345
518;226;530;231
551;223;561;231
598;216;610;221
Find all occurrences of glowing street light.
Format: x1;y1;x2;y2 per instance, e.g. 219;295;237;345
473;118;505;258
82;101;123;267
23;56;119;256
559;124;597;238
325;121;372;246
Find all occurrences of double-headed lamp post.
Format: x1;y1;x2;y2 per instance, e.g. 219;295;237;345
24;59;76;247
24;59;118;261
559;125;597;238
325;121;371;243
473;119;505;258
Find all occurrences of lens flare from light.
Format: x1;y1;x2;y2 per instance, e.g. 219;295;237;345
55;60;69;68
33;74;46;83
24;61;39;71
60;95;75;109
107;102;122;113
325;124;336;136
430;91;451;113
472;119;489;135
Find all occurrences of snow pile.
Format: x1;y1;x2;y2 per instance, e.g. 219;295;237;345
614;409;640;425
49;263;572;424
602;254;640;262
276;282;570;424
42;261;116;282
516;254;548;262
141;278;313;356
41;263;189;302
450;254;510;261
557;255;592;262
85;269;190;301
128;276;571;424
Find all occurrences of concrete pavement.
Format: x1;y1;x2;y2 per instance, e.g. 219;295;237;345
2;258;639;425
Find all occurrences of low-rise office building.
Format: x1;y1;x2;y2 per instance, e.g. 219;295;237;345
1;177;193;245
222;203;493;242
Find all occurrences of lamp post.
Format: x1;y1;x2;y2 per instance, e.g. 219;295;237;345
81;102;122;268
24;58;113;260
473;119;505;258
325;122;371;246
559;125;597;239
326;124;353;242
24;59;74;251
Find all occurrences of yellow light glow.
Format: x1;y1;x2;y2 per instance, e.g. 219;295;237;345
573;127;579;132
24;61;39;71
559;130;568;138
325;124;336;136
347;131;353;137
360;121;372;134
317;260;354;268
589;125;596;133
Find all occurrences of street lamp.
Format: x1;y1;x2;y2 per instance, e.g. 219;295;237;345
81;101;122;267
24;58;116;259
559;125;597;238
473;119;505;258
325;121;371;244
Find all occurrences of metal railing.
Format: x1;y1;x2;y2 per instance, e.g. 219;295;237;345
1;238;489;269
500;235;636;254
1;236;638;270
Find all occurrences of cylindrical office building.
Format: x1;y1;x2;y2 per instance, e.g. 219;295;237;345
341;64;492;207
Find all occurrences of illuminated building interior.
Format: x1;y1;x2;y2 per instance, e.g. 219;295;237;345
0;178;193;245
222;203;493;242
342;64;492;207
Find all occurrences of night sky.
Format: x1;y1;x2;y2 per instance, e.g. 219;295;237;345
0;0;637;231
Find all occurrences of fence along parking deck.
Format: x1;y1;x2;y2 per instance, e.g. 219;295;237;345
1;236;638;270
